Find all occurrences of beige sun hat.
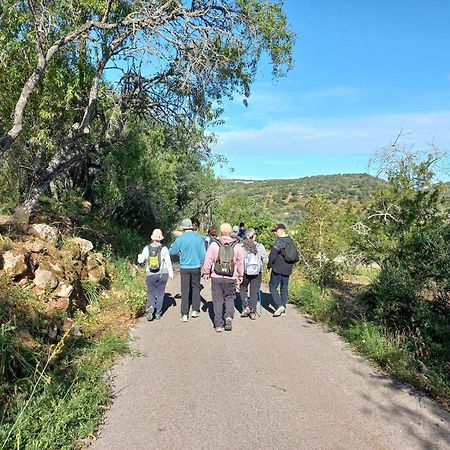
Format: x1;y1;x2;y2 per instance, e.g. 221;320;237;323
151;229;164;241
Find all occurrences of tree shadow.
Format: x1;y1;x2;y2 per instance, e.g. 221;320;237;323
161;292;176;316
351;365;450;448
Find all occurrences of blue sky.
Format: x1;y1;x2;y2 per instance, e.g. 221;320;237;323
213;0;450;179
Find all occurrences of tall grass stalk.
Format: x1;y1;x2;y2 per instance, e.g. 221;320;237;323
1;327;73;449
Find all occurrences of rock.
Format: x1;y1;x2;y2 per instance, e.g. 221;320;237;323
26;240;46;254
47;297;70;313
48;325;58;340
82;201;92;213
33;267;58;290
62;318;75;332
0;214;15;231
17;329;37;349
29;224;59;244
65;237;94;259
2;249;29;278
55;283;73;298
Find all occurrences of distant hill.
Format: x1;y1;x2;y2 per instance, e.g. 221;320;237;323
219;173;386;223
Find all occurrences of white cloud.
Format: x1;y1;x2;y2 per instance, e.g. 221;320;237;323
214;110;450;157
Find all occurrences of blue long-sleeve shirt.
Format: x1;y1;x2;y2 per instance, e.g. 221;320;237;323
169;231;206;269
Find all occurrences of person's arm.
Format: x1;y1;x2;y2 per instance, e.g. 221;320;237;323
162;247;174;279
202;242;217;279
199;236;206;262
138;245;148;264
169;236;181;256
267;241;279;268
235;244;244;282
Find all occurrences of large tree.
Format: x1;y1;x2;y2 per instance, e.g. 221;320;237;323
0;0;294;212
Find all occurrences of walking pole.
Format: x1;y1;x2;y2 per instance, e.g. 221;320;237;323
257;289;262;317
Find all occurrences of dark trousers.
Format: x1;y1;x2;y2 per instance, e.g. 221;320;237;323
269;271;290;308
180;267;201;316
211;278;236;327
146;273;169;315
239;273;262;313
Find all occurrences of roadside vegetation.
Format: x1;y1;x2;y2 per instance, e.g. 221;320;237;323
0;1;294;448
214;143;450;411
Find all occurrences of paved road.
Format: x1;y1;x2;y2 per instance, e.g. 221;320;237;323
91;272;450;450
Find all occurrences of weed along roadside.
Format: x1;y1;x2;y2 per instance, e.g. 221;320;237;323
0;216;147;449
288;274;450;412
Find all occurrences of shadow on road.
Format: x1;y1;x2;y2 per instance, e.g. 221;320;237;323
161;293;177;316
350;366;450;448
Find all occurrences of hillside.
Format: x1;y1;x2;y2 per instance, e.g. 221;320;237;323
219;173;386;223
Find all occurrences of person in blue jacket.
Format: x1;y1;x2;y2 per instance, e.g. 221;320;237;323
169;218;206;322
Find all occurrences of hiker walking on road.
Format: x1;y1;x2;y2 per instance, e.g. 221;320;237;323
138;229;174;321
169;218;206;322
268;223;299;317
240;228;268;320
202;223;244;332
204;226;218;250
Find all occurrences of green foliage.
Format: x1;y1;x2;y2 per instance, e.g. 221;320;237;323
0;333;130;450
295;195;356;288
219;174;385;224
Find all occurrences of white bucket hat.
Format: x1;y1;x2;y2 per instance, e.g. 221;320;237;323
151;229;164;241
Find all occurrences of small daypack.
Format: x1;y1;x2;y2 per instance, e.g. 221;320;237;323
214;239;237;277
147;245;162;272
279;240;299;264
244;250;262;276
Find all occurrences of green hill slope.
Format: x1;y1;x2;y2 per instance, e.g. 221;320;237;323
219;173;386;223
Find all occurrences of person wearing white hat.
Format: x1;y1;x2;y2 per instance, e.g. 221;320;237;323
138;229;173;321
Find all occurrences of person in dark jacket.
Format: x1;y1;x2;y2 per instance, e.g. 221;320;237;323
267;223;298;317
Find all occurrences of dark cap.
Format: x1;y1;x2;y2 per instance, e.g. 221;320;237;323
271;223;286;232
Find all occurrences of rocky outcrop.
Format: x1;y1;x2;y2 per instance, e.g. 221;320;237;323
29;224;59;244
1;226;106;312
2;249;29;278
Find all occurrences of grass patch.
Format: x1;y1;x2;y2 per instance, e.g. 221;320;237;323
289;277;450;411
0;246;146;449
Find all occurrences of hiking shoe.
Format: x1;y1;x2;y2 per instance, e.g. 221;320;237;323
191;310;200;318
249;312;256;320
154;314;162;320
146;306;154;321
224;317;233;331
241;306;250;318
181;315;188;322
273;306;285;317
215;326;224;333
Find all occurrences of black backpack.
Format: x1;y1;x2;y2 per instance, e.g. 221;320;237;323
279;239;299;264
214;239;237;276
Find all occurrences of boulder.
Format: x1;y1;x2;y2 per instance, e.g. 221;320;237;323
2;249;29;278
33;267;58;290
87;253;106;283
47;297;70;312
64;237;94;259
25;240;47;254
0;214;15;231
55;283;74;298
82;201;92;213
29;224;59;244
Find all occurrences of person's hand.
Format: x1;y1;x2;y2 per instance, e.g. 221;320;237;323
203;273;210;281
237;276;243;284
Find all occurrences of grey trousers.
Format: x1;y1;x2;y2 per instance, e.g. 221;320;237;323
146;273;169;315
180;267;201;316
211;278;236;327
